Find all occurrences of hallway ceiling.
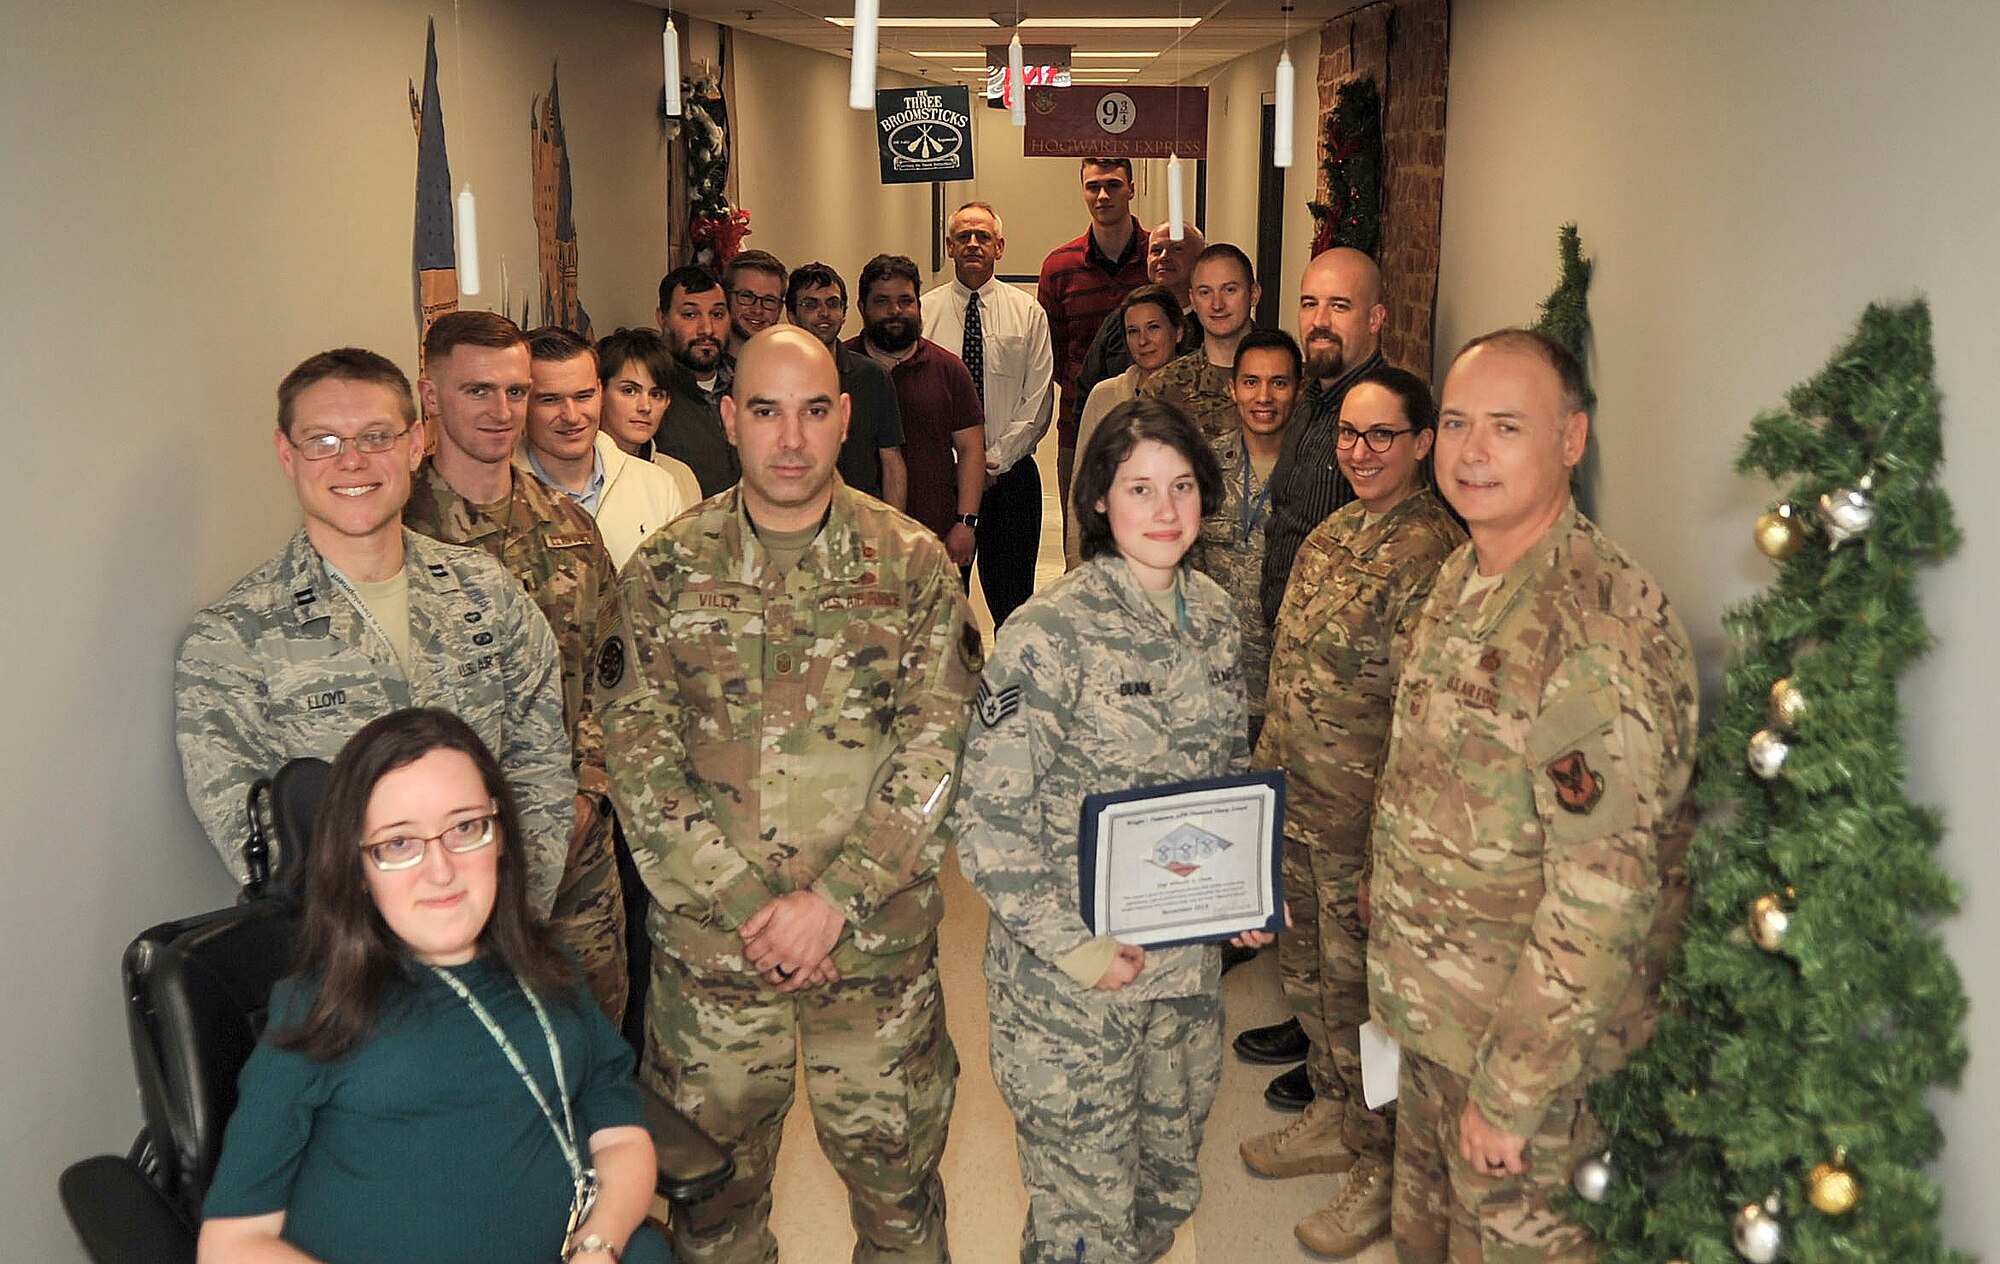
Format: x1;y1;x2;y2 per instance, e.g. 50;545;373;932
639;0;1376;85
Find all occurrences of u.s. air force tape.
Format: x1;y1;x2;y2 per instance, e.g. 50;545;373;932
975;680;1021;728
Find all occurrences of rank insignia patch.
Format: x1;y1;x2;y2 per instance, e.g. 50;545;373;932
975;680;1021;728
1546;749;1605;814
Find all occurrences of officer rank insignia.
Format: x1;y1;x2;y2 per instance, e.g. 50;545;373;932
975;680;1020;728
1546;749;1605;813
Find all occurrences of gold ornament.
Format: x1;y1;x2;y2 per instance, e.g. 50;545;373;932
1755;503;1806;560
1769;678;1807;729
1749;894;1790;951
1809;1149;1861;1215
1747;728;1791;779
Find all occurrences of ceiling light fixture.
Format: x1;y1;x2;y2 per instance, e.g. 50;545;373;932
828;16;1199;28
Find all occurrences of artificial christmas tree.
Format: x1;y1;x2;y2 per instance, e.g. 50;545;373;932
1576;300;1968;1264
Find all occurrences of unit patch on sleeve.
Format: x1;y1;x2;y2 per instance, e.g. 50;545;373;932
1545;749;1605;814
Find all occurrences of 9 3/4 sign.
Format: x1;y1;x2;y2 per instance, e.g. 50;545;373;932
1024;86;1208;158
1096;92;1136;134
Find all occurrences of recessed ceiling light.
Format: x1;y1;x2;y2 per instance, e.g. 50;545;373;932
903;49;1161;58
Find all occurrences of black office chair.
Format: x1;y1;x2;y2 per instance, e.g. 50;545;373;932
59;760;732;1262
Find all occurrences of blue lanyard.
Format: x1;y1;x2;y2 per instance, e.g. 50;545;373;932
1239;454;1273;543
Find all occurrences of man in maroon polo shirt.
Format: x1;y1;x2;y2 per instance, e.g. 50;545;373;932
1037;157;1150;511
847;253;985;571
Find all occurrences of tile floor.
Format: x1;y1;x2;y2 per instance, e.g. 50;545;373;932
755;434;1396;1262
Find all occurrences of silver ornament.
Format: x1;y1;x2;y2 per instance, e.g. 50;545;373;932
1572;1151;1615;1203
1733;1197;1785;1263
1747;728;1791;780
1749;895;1790;951
1817;476;1875;549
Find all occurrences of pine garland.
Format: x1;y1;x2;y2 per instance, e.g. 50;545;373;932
1577;301;1968;1264
1309;75;1382;256
1532;223;1596;410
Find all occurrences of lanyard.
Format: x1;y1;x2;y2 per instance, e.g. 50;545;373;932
1239;454;1273;543
324;565;399;658
428;965;597;1225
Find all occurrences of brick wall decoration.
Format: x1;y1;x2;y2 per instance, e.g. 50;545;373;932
1316;0;1449;375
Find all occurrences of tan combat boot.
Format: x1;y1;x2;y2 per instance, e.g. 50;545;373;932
1239;1097;1358;1177
1294;1154;1392;1258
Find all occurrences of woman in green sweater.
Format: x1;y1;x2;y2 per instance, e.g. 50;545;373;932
199;708;669;1264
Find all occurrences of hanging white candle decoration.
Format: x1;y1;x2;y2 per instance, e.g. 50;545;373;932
1009;34;1027;126
456;184;481;296
1273;47;1295;167
662;18;682;116
1167;155;1185;240
849;0;880;109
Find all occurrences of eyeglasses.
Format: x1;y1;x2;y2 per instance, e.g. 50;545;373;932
1335;425;1415;453
290;426;412;462
731;289;784;313
795;296;847;313
362;810;499;871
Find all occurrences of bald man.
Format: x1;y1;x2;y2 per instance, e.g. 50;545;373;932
604;326;981;1264
1261;247;1391;627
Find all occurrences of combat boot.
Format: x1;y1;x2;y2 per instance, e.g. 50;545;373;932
1239;1097;1357;1177
1294;1154;1392;1258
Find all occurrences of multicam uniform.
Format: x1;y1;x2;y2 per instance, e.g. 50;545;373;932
603;483;979;1264
955;555;1246;1264
404;460;631;1022
1255;490;1464;1156
173;529;575;915
1139;350;1238;442
1190;430;1277;745
1368;505;1697;1263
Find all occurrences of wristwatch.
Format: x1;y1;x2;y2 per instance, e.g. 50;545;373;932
564;1233;620;1261
955;512;980;528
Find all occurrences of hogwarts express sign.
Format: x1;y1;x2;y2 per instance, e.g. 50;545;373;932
1022;85;1209;159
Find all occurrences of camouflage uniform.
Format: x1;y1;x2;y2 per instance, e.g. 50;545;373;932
1190;430;1275;744
954;556;1246;1264
604;482;979;1264
1254;491;1464;1148
1367;505;1698;1264
405;459;631;1023
1140;350;1238;442
174;529;576;915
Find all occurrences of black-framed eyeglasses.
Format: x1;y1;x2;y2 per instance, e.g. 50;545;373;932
290;426;413;462
1335;425;1415;453
730;289;784;312
362;809;499;871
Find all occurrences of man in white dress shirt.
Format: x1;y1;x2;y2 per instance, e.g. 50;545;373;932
920;201;1055;627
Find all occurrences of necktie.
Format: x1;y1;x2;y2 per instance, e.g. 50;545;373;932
962;290;985;405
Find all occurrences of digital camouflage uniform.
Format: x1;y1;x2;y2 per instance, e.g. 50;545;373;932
174;529;576;915
405;459;631;1022
1139;350;1239;442
1254;490;1464;1150
1368;505;1698;1264
1190;429;1275;745
603;483;979;1264
954;556;1247;1264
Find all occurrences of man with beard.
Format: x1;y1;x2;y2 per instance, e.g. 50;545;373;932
1072;219;1205;418
847;254;984;570
786;260;907;508
1142;243;1263;441
1234;246;1391;1100
655;264;742;496
1260;246;1390;627
724;249;790;358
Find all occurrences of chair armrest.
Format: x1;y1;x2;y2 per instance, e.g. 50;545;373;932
639;1084;735;1207
59;1154;197;1264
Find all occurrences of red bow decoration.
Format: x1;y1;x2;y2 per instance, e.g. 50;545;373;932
689;209;753;263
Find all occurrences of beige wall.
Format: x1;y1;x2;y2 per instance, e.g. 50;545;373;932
0;1;673;1256
1436;1;1998;1252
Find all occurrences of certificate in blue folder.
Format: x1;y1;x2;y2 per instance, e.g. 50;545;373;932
1078;771;1287;949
